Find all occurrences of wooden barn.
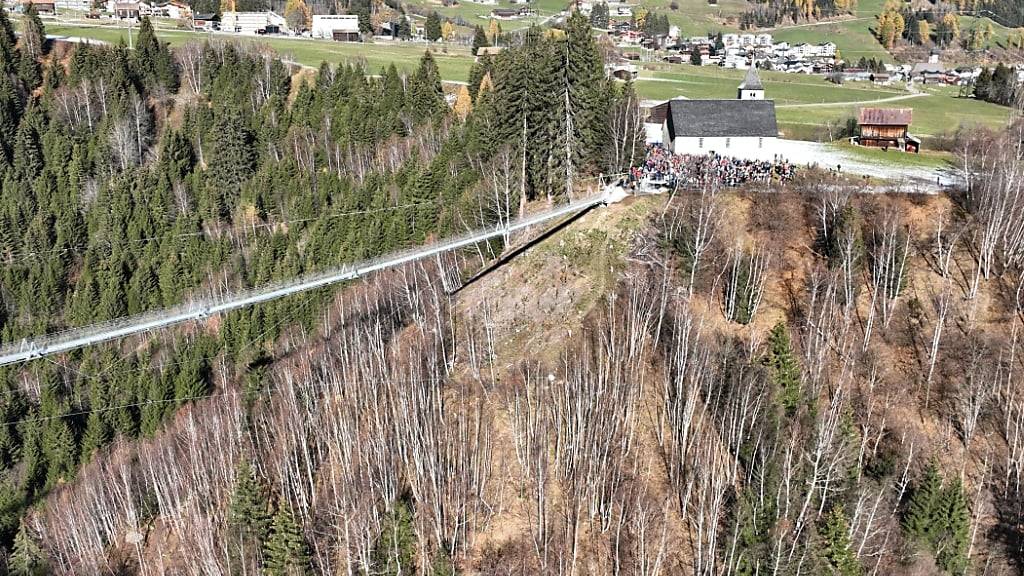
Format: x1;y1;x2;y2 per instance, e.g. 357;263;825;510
856;108;920;153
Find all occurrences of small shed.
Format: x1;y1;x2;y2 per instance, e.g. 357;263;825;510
857;108;919;153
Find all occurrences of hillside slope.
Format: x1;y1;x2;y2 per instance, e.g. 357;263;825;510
25;183;1024;575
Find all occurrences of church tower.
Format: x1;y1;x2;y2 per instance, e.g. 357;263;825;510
738;66;764;100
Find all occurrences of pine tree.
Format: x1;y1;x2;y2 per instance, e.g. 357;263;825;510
16;5;44;90
0;7;19;74
208;109;257;190
13;111;42;181
229;459;273;541
467;54;494;103
820;504;862;576
974;67;993;102
408;51;444;121
764;322;802;416
371;500;417;575
134;17;179;92
263;504;311;575
903;461;944;547
935;479;970;574
79;411;109;465
472;25;489;55
425;12;442;41
173;355;209;404
9;520;46;576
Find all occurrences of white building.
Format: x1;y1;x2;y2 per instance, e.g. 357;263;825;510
55;0;91;11
655;69;778;160
311;14;360;40
221;11;287;34
755;33;772;46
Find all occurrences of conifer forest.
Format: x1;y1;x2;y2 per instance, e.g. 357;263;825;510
0;6;1023;576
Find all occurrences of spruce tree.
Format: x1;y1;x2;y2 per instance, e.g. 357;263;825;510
79;411;109;465
903;461;943;547
764;322;802;416
229;459;272;541
9;520;46;576
0;7;18;73
820;504;862;576
471;25;489;55
935;479;970;574
409;51;444;121
13;111;42;181
371;500;417;575
208;109;257;190
263;504;311;575
425;12;442;42
16;5;44;89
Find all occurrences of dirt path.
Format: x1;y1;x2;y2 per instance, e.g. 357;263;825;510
776;92;928;108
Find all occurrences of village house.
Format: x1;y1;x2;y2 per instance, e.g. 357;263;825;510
55;0;91;12
154;0;190;19
26;0;56;14
311;14;360;41
856;108;920;153
911;61;953;84
474;46;503;61
490;7;533;19
220;10;287;34
192;12;218;29
113;2;139;18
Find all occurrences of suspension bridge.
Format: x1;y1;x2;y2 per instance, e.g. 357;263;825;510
0;188;629;367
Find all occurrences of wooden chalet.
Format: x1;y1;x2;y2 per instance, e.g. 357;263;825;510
856;107;920;153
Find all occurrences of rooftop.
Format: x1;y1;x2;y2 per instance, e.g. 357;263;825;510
738;66;764;91
667;99;778;138
858;107;912;126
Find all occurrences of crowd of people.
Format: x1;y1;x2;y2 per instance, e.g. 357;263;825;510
626;145;796;189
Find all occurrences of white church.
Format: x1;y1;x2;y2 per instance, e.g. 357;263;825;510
647;67;780;161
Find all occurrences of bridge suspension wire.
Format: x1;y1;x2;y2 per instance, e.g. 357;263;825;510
0;192;611;367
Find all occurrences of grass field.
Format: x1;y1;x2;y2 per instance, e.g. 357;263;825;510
769;0;891;62
401;0;569;31
831;142;955;169
47;23;477;79
633;62;1011;137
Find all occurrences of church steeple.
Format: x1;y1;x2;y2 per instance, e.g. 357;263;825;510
738;66;764;100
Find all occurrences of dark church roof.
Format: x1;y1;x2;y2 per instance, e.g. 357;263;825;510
738;66;764;91
666;99;778;139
